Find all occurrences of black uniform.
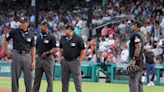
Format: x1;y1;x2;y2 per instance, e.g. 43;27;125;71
6;29;35;92
60;33;85;92
129;32;145;92
6;29;35;51
129;32;144;60
33;32;56;92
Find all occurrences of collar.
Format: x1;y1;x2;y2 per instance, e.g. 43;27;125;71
40;32;49;39
41;32;48;36
66;36;72;40
66;33;75;41
21;29;29;35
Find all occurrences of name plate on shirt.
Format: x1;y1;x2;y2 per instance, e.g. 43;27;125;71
70;43;76;47
44;39;49;44
26;38;31;42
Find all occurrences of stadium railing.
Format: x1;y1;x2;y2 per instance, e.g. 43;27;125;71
0;61;164;86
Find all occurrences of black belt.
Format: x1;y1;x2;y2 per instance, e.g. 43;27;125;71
13;50;30;55
64;58;77;61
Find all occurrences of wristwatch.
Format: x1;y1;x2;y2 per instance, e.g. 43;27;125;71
132;56;137;60
46;51;51;55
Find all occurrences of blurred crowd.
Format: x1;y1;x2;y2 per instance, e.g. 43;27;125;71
0;0;163;64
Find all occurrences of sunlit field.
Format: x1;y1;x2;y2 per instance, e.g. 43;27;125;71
0;77;164;92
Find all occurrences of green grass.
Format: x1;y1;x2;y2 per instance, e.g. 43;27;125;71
0;77;164;92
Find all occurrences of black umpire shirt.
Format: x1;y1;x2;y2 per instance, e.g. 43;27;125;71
36;32;56;55
6;29;35;51
129;32;144;66
60;33;85;59
129;32;144;58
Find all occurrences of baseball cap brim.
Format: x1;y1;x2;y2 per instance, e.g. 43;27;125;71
132;21;142;27
20;17;28;23
65;25;74;30
40;21;49;27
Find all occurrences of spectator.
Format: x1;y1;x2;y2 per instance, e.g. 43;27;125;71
153;20;161;42
152;44;163;63
115;54;121;64
120;45;129;64
81;23;90;42
101;26;109;37
144;45;158;86
52;27;61;41
140;24;148;43
0;0;163;63
99;37;110;62
160;18;164;35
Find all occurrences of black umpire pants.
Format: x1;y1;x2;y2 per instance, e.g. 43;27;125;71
11;50;32;92
33;55;55;92
129;70;144;92
61;59;82;92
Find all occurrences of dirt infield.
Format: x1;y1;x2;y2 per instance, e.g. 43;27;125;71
0;77;11;92
0;88;24;92
0;88;10;92
0;77;11;79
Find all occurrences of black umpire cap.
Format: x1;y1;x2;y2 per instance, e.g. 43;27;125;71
20;17;28;23
65;25;74;30
132;21;142;27
40;21;50;27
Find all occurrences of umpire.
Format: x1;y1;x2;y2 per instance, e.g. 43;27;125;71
3;17;36;92
128;21;145;92
32;21;57;92
59;25;86;92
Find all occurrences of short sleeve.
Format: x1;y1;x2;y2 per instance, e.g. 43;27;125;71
78;37;85;50
31;36;35;47
59;37;63;48
152;52;155;58
51;35;56;48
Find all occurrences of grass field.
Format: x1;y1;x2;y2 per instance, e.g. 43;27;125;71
0;77;164;92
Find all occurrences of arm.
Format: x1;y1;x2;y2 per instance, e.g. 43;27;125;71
59;48;63;61
48;48;58;55
130;59;136;66
3;30;14;53
43;47;59;57
59;37;63;61
45;47;62;62
153;57;158;64
31;34;36;70
31;47;36;62
152;52;158;64
41;48;58;59
79;49;86;63
2;35;8;52
31;47;36;70
78;37;86;63
129;46;141;66
41;35;59;58
48;35;59;55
